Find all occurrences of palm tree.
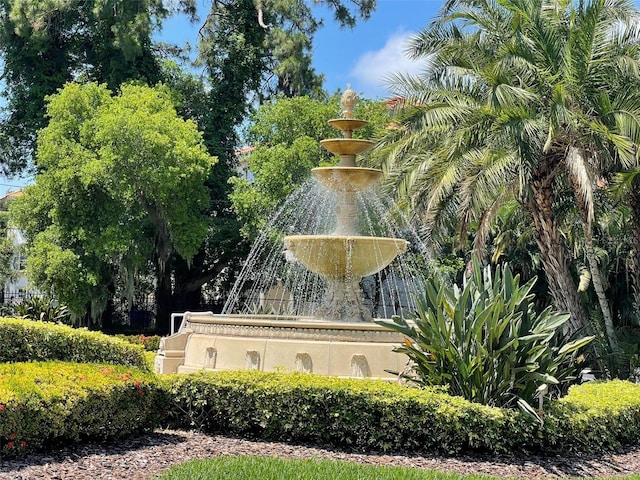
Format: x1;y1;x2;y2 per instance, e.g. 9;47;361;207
376;0;640;338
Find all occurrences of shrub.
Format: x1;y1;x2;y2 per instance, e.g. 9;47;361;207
161;371;640;456
0;362;162;458
14;296;70;324
544;380;640;452
0;304;16;317
0;317;148;370
115;334;162;352
2;364;639;458
161;370;534;455
377;259;593;411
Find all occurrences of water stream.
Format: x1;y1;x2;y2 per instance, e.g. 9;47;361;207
222;178;431;320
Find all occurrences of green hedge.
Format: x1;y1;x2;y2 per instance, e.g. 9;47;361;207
115;334;162;352
161;371;535;454
544;380;640;452
0;318;148;370
161;371;640;455
0;361;162;458
1;311;638;457
2;363;640;458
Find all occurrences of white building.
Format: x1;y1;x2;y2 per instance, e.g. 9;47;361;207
0;190;35;303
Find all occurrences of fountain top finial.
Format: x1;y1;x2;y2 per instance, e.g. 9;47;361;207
341;85;357;119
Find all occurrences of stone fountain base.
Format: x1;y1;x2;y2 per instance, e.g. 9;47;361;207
154;312;408;380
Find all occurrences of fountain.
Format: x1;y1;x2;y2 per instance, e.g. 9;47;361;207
155;88;416;379
284;87;407;321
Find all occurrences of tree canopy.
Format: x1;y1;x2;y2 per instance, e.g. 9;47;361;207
0;0;166;172
0;0;376;174
0;0;379;330
10;82;215;326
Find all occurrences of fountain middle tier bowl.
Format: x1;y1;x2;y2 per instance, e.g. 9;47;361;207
320;138;374;156
284;235;409;278
326;118;369;132
312;166;382;192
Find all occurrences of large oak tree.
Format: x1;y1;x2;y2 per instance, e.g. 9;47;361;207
0;0;378;331
0;0;167;172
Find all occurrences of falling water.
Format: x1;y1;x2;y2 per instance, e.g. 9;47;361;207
222;178;431;320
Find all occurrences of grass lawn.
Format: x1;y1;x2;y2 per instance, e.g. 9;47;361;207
154;455;640;480
154;455;498;480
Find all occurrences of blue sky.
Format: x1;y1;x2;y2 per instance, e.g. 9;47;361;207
311;0;441;98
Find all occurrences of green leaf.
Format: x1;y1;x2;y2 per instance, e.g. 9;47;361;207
517;398;543;425
558;336;595;355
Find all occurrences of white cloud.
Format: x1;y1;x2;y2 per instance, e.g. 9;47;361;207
349;29;425;98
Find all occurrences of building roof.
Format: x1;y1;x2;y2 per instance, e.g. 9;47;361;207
0;190;23;202
235;146;255;157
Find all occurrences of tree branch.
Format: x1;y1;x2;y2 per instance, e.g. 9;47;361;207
256;0;269;29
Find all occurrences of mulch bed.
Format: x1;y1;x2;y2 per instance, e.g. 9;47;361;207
1;429;639;479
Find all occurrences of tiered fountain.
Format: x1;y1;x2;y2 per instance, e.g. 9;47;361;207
284;88;408;321
155;88;411;379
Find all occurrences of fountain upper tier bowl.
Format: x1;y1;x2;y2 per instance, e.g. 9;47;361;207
284;235;408;278
312;167;382;192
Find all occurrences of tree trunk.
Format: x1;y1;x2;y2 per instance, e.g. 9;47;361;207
581;221;618;350
146;201;173;334
526;154;587;335
628;188;640;313
172;255;205;313
571;179;618;352
566;148;617;351
100;283;115;333
155;267;173;335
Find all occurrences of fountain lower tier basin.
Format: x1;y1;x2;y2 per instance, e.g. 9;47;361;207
154;312;408;380
284;235;408;278
312;166;382;192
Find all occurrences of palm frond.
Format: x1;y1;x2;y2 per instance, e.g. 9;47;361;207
611;168;640;198
377;0;640;306
472;188;512;259
490;83;538;108
566;146;595;224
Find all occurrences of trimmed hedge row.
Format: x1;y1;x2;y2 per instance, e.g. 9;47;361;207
0;361;162;458
161;371;532;454
544;379;640;452
161;371;640;455
1;364;640;458
0;318;148;370
2;313;640;459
